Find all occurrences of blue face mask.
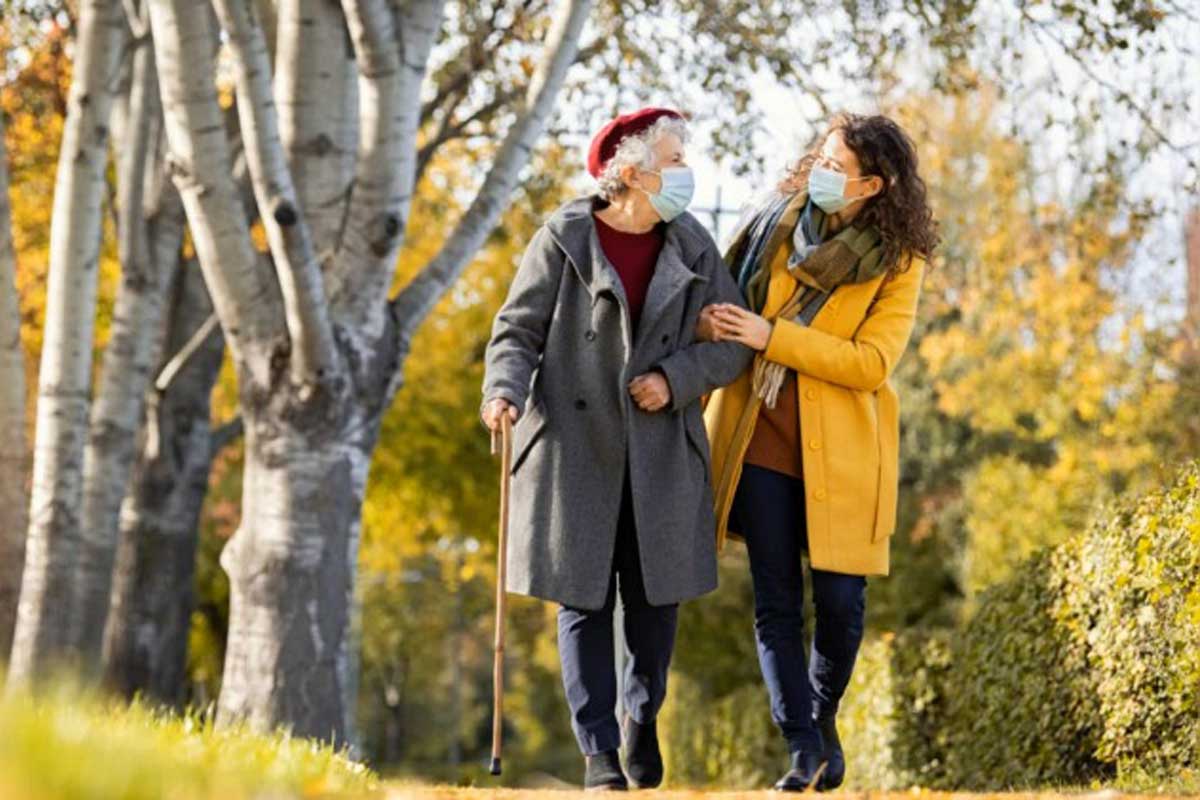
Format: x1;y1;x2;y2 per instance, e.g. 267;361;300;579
642;165;695;222
808;165;873;214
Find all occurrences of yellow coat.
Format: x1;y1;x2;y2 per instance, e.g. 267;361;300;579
703;198;926;576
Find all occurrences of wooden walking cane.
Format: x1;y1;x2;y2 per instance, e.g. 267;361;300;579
489;412;514;776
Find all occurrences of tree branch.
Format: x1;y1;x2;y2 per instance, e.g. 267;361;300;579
211;415;245;453
327;0;445;335
211;0;339;386
412;90;518;187
146;0;285;387
391;0;593;340
154;312;220;393
275;0;357;255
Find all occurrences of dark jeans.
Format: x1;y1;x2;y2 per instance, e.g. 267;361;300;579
730;463;867;754
557;464;679;755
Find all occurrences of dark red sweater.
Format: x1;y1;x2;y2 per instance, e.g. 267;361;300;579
594;213;664;331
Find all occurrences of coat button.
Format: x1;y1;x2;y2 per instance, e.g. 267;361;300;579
661;333;670;344
813;488;827;501
585;329;596;341
804;388;817;401
574;398;587;410
808;439;822;450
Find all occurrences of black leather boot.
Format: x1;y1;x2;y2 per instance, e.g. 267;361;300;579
621;713;664;788
774;749;825;792
815;716;845;790
584;749;628;791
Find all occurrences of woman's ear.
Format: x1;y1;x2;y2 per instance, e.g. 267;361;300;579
861;175;885;201
620;163;643;192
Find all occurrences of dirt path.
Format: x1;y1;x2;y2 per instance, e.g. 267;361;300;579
381;786;1152;800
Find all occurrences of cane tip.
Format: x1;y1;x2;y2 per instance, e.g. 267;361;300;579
489;757;502;776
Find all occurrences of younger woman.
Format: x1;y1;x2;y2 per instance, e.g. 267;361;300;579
697;112;938;792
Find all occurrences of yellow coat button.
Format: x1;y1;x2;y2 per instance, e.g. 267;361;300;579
813;488;827;501
808;439;821;450
804;388;817;400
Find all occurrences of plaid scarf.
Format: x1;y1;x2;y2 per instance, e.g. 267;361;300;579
727;191;887;407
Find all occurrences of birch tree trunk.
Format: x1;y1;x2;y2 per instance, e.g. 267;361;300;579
73;33;186;667
145;0;591;740
102;261;230;703
0;56;28;661
7;0;128;684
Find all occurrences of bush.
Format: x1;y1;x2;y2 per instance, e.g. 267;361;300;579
1078;461;1200;776
941;541;1109;788
838;459;1200;791
839;629;952;790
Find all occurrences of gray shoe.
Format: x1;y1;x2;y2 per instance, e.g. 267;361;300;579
585;750;628;791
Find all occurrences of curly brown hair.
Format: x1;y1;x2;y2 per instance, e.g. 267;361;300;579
779;112;939;273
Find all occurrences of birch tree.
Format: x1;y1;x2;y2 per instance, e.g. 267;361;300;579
0;47;28;660
139;0;591;741
7;0;127;682
102;259;233;703
71;19;188;665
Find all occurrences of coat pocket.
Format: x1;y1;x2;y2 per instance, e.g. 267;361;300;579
683;407;712;476
870;387;899;542
511;397;548;474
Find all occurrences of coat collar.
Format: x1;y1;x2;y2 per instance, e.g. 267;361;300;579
722;189;807;269
545;194;711;350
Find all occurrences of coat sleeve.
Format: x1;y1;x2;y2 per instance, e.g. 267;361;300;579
651;245;756;412
480;224;564;417
761;257;925;392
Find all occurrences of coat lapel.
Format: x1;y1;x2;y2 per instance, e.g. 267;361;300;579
632;242;707;353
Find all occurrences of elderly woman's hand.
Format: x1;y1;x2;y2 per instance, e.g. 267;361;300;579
629;370;672;412
710;303;772;351
695;304;723;342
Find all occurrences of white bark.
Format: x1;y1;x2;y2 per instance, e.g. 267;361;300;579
101;260;228;703
7;0;128;684
73;36;186;667
212;0;339;386
327;0;444;338
216;431;377;743
147;0;286;389
391;0;593;339
275;0;358;256
0;53;28;661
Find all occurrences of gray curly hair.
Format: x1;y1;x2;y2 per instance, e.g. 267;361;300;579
595;115;691;201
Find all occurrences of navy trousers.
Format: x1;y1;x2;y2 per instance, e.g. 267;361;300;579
557;462;679;755
730;462;867;754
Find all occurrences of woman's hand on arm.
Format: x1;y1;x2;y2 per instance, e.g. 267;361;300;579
707;303;773;350
651;249;757;411
753;261;925;392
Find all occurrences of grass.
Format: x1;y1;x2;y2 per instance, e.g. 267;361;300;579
0;675;377;800
1;673;1194;799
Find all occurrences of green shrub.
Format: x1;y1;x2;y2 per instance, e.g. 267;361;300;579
839;460;1200;791
942;540;1110;789
839;629;952;790
1077;460;1200;776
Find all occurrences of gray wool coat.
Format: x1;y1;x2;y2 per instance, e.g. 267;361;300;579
480;194;755;610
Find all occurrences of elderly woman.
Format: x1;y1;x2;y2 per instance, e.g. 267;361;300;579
480;107;753;790
698;112;938;791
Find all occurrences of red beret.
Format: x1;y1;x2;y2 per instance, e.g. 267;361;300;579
587;107;685;178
